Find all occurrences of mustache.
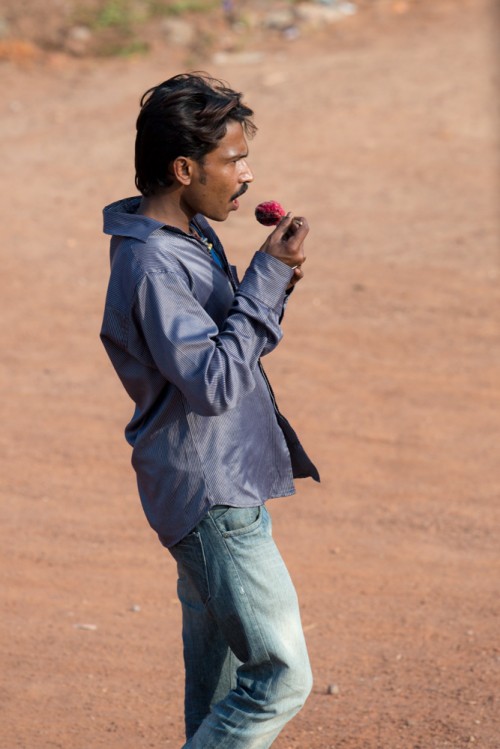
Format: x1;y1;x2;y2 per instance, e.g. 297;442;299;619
231;183;249;201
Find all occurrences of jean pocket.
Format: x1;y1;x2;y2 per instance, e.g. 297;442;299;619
169;530;210;605
210;505;263;538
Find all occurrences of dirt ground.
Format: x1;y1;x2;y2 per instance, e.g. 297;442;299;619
1;1;499;747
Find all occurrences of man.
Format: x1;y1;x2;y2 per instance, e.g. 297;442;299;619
100;72;319;748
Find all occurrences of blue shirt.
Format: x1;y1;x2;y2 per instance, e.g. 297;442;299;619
100;197;319;546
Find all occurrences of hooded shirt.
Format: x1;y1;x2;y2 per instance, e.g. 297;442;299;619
100;196;319;547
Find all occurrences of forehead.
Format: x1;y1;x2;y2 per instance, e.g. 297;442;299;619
211;120;248;160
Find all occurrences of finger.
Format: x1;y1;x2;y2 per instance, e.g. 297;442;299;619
284;216;308;234
291;216;308;229
286;219;309;245
287;266;304;289
271;212;294;238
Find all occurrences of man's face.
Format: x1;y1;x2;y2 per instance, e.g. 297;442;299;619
182;120;254;222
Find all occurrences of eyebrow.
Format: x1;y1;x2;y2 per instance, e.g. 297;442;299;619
225;151;248;161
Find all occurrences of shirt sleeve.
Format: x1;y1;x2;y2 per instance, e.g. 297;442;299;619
133;251;294;416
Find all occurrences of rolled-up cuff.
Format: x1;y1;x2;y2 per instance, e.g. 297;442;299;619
238;251;294;312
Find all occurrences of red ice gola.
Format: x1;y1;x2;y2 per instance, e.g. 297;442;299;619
255;201;286;227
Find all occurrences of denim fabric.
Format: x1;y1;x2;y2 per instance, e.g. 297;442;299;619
100;197;319;546
167;505;313;748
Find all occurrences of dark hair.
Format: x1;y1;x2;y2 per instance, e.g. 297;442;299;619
135;72;256;196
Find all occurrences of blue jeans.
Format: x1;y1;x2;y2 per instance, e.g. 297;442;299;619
167;504;313;748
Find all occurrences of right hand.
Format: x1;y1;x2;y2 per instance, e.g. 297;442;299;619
259;213;309;269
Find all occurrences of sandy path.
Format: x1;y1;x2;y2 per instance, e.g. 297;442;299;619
1;1;499;746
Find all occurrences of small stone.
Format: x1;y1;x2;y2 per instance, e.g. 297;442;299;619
130;604;141;612
263;10;295;30
65;26;92;57
74;623;97;631
212;51;264;66
295;1;356;27
283;26;300;41
262;71;288;88
0;17;10;39
326;683;340;695
162;18;195;47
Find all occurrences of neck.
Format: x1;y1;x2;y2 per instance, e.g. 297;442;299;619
138;191;193;234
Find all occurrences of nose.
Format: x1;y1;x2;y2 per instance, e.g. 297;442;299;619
239;159;254;184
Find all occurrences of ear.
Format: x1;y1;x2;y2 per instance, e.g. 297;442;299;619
172;156;193;186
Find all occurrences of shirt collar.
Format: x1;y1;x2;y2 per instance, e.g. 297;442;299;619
103;196;165;241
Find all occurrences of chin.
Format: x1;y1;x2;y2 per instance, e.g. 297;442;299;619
206;209;230;223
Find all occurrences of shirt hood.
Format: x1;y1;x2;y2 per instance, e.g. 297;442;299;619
102;196;211;245
103;196;164;242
